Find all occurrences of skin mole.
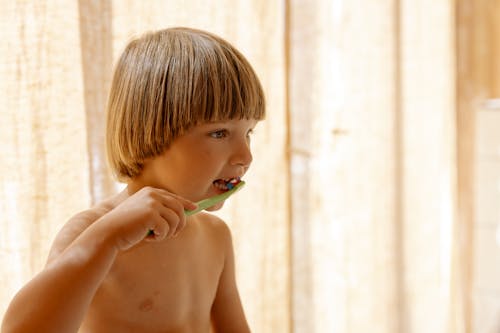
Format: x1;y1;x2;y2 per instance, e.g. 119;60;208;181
138;298;154;312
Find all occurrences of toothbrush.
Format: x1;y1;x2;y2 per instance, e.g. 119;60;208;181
147;181;245;236
185;180;245;216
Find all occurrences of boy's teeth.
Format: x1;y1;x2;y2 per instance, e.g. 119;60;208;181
213;177;241;191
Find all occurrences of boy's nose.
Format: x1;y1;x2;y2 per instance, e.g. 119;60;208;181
230;140;253;168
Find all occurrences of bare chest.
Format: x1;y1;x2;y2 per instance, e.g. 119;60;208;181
82;229;224;332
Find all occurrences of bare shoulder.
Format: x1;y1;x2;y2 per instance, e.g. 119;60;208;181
46;198;116;265
197;212;233;238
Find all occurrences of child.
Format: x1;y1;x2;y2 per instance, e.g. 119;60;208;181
1;27;265;333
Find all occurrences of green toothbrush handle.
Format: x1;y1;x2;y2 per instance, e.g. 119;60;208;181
184;181;245;216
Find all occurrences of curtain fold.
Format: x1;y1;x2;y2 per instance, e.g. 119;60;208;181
289;1;400;331
78;0;115;204
0;0;91;314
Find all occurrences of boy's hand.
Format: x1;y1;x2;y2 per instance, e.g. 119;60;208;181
102;186;197;251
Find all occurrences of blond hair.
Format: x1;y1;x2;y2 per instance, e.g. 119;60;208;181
105;27;265;182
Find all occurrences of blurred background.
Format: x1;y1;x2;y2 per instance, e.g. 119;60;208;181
1;1;499;332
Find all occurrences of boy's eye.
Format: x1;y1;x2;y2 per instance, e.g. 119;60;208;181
209;129;229;139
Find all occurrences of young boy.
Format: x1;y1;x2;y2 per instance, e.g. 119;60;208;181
1;27;265;333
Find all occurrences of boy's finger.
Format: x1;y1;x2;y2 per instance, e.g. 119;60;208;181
157;189;198;210
172;195;197;210
173;214;187;237
158;207;181;238
145;217;169;241
183;200;198;211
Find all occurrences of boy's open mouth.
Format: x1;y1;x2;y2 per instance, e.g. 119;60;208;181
213;177;241;192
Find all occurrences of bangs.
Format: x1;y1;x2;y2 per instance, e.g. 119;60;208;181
165;29;266;132
190;41;266;124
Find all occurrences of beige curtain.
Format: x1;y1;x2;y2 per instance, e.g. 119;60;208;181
0;1;489;332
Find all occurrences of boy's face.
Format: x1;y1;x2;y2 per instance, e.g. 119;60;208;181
137;118;258;210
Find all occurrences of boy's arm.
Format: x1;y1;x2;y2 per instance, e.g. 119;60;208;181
210;224;251;333
1;212;119;333
2;187;196;333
